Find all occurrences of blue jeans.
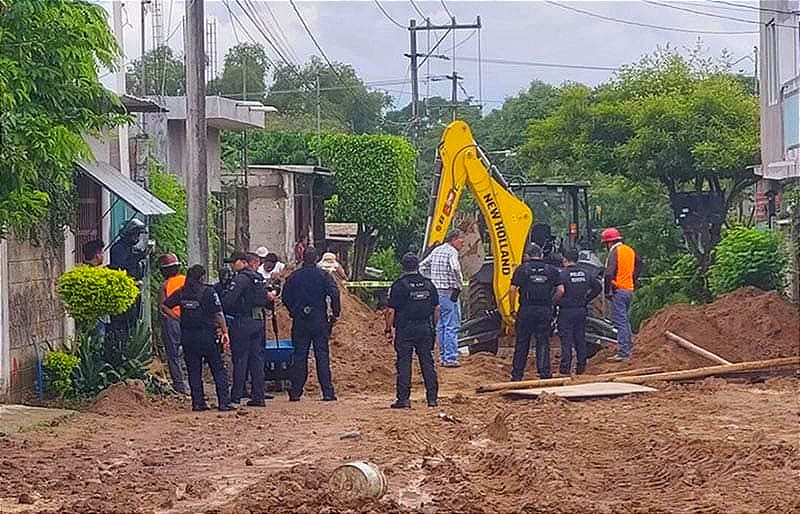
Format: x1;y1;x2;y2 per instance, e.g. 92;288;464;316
437;292;461;364
612;289;634;358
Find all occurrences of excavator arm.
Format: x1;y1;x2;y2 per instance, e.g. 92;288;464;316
423;120;533;329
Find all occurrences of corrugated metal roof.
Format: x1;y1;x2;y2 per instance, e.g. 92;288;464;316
248;164;333;176
76;160;174;216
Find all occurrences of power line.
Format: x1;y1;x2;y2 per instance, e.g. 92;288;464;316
242;0;299;67
456;55;620;72
440;0;454;19
263;1;302;65
546;1;759;34
642;0;798;29
410;0;427;20
373;0;406;29
288;0;363;101
418;28;453;68
706;0;799;16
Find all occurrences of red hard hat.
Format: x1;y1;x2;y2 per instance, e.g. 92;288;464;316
159;253;180;268
601;227;622;243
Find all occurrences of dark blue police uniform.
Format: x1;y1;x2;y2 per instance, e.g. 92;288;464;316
163;285;231;410
282;266;340;400
511;258;562;380
557;264;603;375
388;272;439;405
222;268;269;405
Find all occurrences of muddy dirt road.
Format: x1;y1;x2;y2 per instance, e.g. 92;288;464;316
1;374;798;513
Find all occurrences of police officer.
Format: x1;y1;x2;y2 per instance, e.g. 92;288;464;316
509;243;564;381
109;219;150;343
557;248;603;375
221;251;275;407
385;253;440;409
282;247;340;402
161;265;235;412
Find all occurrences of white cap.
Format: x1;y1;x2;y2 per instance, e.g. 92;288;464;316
256;246;269;257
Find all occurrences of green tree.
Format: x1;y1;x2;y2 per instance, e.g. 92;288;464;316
267;56;391;134
473;80;560;175
315;134;416;278
525;48;759;270
0;0;128;240
207;42;270;98
126;45;185;96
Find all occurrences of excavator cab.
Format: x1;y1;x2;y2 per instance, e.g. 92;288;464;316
509;181;597;263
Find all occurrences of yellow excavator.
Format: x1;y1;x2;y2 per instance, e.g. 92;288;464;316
422;120;615;354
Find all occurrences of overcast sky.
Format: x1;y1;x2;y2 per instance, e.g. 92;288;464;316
101;0;763;110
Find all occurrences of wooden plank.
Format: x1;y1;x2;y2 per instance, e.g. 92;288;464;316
613;357;800;384
475;366;664;393
504;382;657;399
665;331;733;365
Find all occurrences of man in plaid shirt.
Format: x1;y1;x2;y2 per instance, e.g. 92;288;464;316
419;229;466;367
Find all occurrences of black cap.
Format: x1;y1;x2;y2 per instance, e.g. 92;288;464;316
400;252;419;272
224;251;249;263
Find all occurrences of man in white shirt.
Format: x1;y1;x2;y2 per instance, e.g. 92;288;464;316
419;229;465;367
256;246;286;281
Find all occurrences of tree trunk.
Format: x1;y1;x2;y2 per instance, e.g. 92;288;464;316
352;225;378;281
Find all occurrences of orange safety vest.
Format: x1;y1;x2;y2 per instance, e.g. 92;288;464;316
611;243;636;291
164;274;186;316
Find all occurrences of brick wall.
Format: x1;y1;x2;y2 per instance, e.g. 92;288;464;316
5;239;65;402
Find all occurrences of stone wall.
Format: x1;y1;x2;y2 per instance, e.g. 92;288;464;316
5;239;65;401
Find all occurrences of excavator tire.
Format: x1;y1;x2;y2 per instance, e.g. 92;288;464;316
463;264;501;355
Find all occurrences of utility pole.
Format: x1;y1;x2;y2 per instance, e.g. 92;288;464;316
185;0;208;266
405;16;481;140
446;71;460;121
235;52;250;251
408;19;419;145
316;74;321;166
141;0;151;95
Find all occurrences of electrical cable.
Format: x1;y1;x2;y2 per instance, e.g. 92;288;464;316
243;0;299;67
642;0;798;29
546;1;758;34
373;0;407;29
410;0;427;20
456;56;620;72
440;0;454;19
706;0;799;16
264;1;302;65
418;28;453;68
288;0;365;104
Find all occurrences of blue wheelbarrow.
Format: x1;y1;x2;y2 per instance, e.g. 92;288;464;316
263;314;293;391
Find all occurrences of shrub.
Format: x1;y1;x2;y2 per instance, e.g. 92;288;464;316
367;247;402;281
57;266;139;329
630;253;710;330
43;351;79;398
709;226;788;296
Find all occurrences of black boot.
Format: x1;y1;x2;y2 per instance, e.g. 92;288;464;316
390;399;411;409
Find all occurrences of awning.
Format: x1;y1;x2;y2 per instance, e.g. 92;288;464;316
76;160;174;216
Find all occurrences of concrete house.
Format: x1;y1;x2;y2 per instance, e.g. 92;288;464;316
757;1;799;185
756;0;799;300
0;96;174;402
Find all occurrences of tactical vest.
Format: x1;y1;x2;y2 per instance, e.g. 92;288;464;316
401;275;434;322
561;266;590;308
179;289;205;330
522;262;555;306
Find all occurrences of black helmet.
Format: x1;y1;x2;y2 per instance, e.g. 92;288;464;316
120;218;146;237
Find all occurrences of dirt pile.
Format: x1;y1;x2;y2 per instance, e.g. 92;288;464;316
85;380;156;416
588;286;800;374
275;287;396;394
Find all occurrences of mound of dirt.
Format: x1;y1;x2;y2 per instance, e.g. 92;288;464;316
86;380;154;416
587;287;800;374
